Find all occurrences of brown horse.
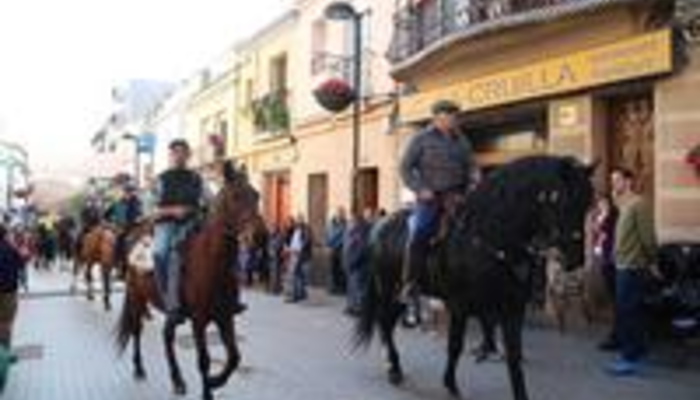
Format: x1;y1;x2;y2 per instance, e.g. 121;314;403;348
73;224;117;311
116;161;260;400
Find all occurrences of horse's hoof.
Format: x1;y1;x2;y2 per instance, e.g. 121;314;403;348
444;377;462;398
134;369;147;380
173;382;187;396
388;369;404;386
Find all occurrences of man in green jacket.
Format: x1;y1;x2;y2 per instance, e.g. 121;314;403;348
606;167;658;377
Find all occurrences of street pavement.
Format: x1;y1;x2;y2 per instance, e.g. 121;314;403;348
3;270;699;400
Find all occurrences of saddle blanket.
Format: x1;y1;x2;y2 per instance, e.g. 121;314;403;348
129;235;155;273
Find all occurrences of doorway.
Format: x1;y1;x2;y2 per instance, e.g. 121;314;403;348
356;168;379;213
307;173;329;241
263;171;291;227
605;92;655;204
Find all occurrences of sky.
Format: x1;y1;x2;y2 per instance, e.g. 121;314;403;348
0;0;292;182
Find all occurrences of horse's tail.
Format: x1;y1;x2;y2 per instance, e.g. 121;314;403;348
353;267;379;350
115;280;140;355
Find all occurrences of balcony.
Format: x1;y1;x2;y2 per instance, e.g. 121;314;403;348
388;0;639;66
311;51;353;82
251;90;291;136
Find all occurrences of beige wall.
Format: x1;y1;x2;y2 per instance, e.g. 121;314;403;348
233;14;298;156
184;71;236;167
290;105;402;215
293;0;396;124
655;45;700;242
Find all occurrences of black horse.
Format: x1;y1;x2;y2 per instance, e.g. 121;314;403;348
354;155;595;400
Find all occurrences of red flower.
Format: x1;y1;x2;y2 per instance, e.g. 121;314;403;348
686;144;700;166
313;78;356;113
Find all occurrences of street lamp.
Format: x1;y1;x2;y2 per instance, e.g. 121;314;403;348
122;133;140;187
325;1;364;215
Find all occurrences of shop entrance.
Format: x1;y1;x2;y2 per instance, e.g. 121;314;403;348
604;92;655;204
461;103;548;175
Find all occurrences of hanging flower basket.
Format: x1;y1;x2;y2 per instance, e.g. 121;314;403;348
686;143;700;177
313;78;356;113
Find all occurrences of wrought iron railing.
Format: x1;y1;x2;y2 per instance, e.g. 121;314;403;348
389;0;613;64
311;51;353;81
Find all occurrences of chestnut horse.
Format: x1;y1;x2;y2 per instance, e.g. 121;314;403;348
73;225;116;311
116;161;260;400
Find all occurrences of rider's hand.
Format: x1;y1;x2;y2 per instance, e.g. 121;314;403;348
417;189;434;201
169;206;190;219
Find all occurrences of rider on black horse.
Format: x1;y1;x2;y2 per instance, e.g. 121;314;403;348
399;99;477;325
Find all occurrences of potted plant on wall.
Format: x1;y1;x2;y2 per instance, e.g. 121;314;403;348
313;78;356;113
687;143;700;177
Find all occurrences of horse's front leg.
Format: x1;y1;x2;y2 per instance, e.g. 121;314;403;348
193;320;214;400
163;320;187;396
133;322;146;380
501;310;529;400
85;264;94;301
70;262;79;294
101;265;112;311
379;303;404;385
444;310;468;398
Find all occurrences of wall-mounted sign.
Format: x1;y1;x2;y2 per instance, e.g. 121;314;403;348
401;29;675;122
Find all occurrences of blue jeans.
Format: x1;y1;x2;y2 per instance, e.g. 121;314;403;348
288;253;308;301
153;221;196;313
408;200;440;243
615;268;648;362
405;200;441;285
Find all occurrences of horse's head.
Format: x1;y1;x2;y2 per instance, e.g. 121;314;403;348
537;157;596;272
213;160;261;236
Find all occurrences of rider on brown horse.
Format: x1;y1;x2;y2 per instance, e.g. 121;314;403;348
106;184;142;278
152;139;245;326
398;100;477;325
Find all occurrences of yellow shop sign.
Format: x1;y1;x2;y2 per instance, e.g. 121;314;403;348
401;29;675;121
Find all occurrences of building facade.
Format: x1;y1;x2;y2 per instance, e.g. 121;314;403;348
232;11;299;228
387;0;700;242
184;51;239;170
91;79;175;185
289;0;403;239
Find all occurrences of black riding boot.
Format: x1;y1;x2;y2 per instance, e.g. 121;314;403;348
401;237;426;327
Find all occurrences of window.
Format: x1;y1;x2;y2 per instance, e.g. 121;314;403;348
245;79;254;109
311;19;327;54
311;19;327;75
270;53;288;94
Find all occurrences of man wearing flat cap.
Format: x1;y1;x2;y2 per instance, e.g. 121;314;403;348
399;100;476;324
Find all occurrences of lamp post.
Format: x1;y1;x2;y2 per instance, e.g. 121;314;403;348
325;1;364;215
122;133;140;187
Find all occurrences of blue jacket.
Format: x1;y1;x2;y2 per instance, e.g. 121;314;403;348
325;219;346;251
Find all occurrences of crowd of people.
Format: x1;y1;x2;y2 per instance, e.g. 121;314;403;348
235;207;386;314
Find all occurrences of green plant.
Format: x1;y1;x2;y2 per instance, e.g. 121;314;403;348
252;91;290;133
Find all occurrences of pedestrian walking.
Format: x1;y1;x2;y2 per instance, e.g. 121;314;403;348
325;207;347;295
266;222;285;294
605;167;658;377
285;215;313;303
